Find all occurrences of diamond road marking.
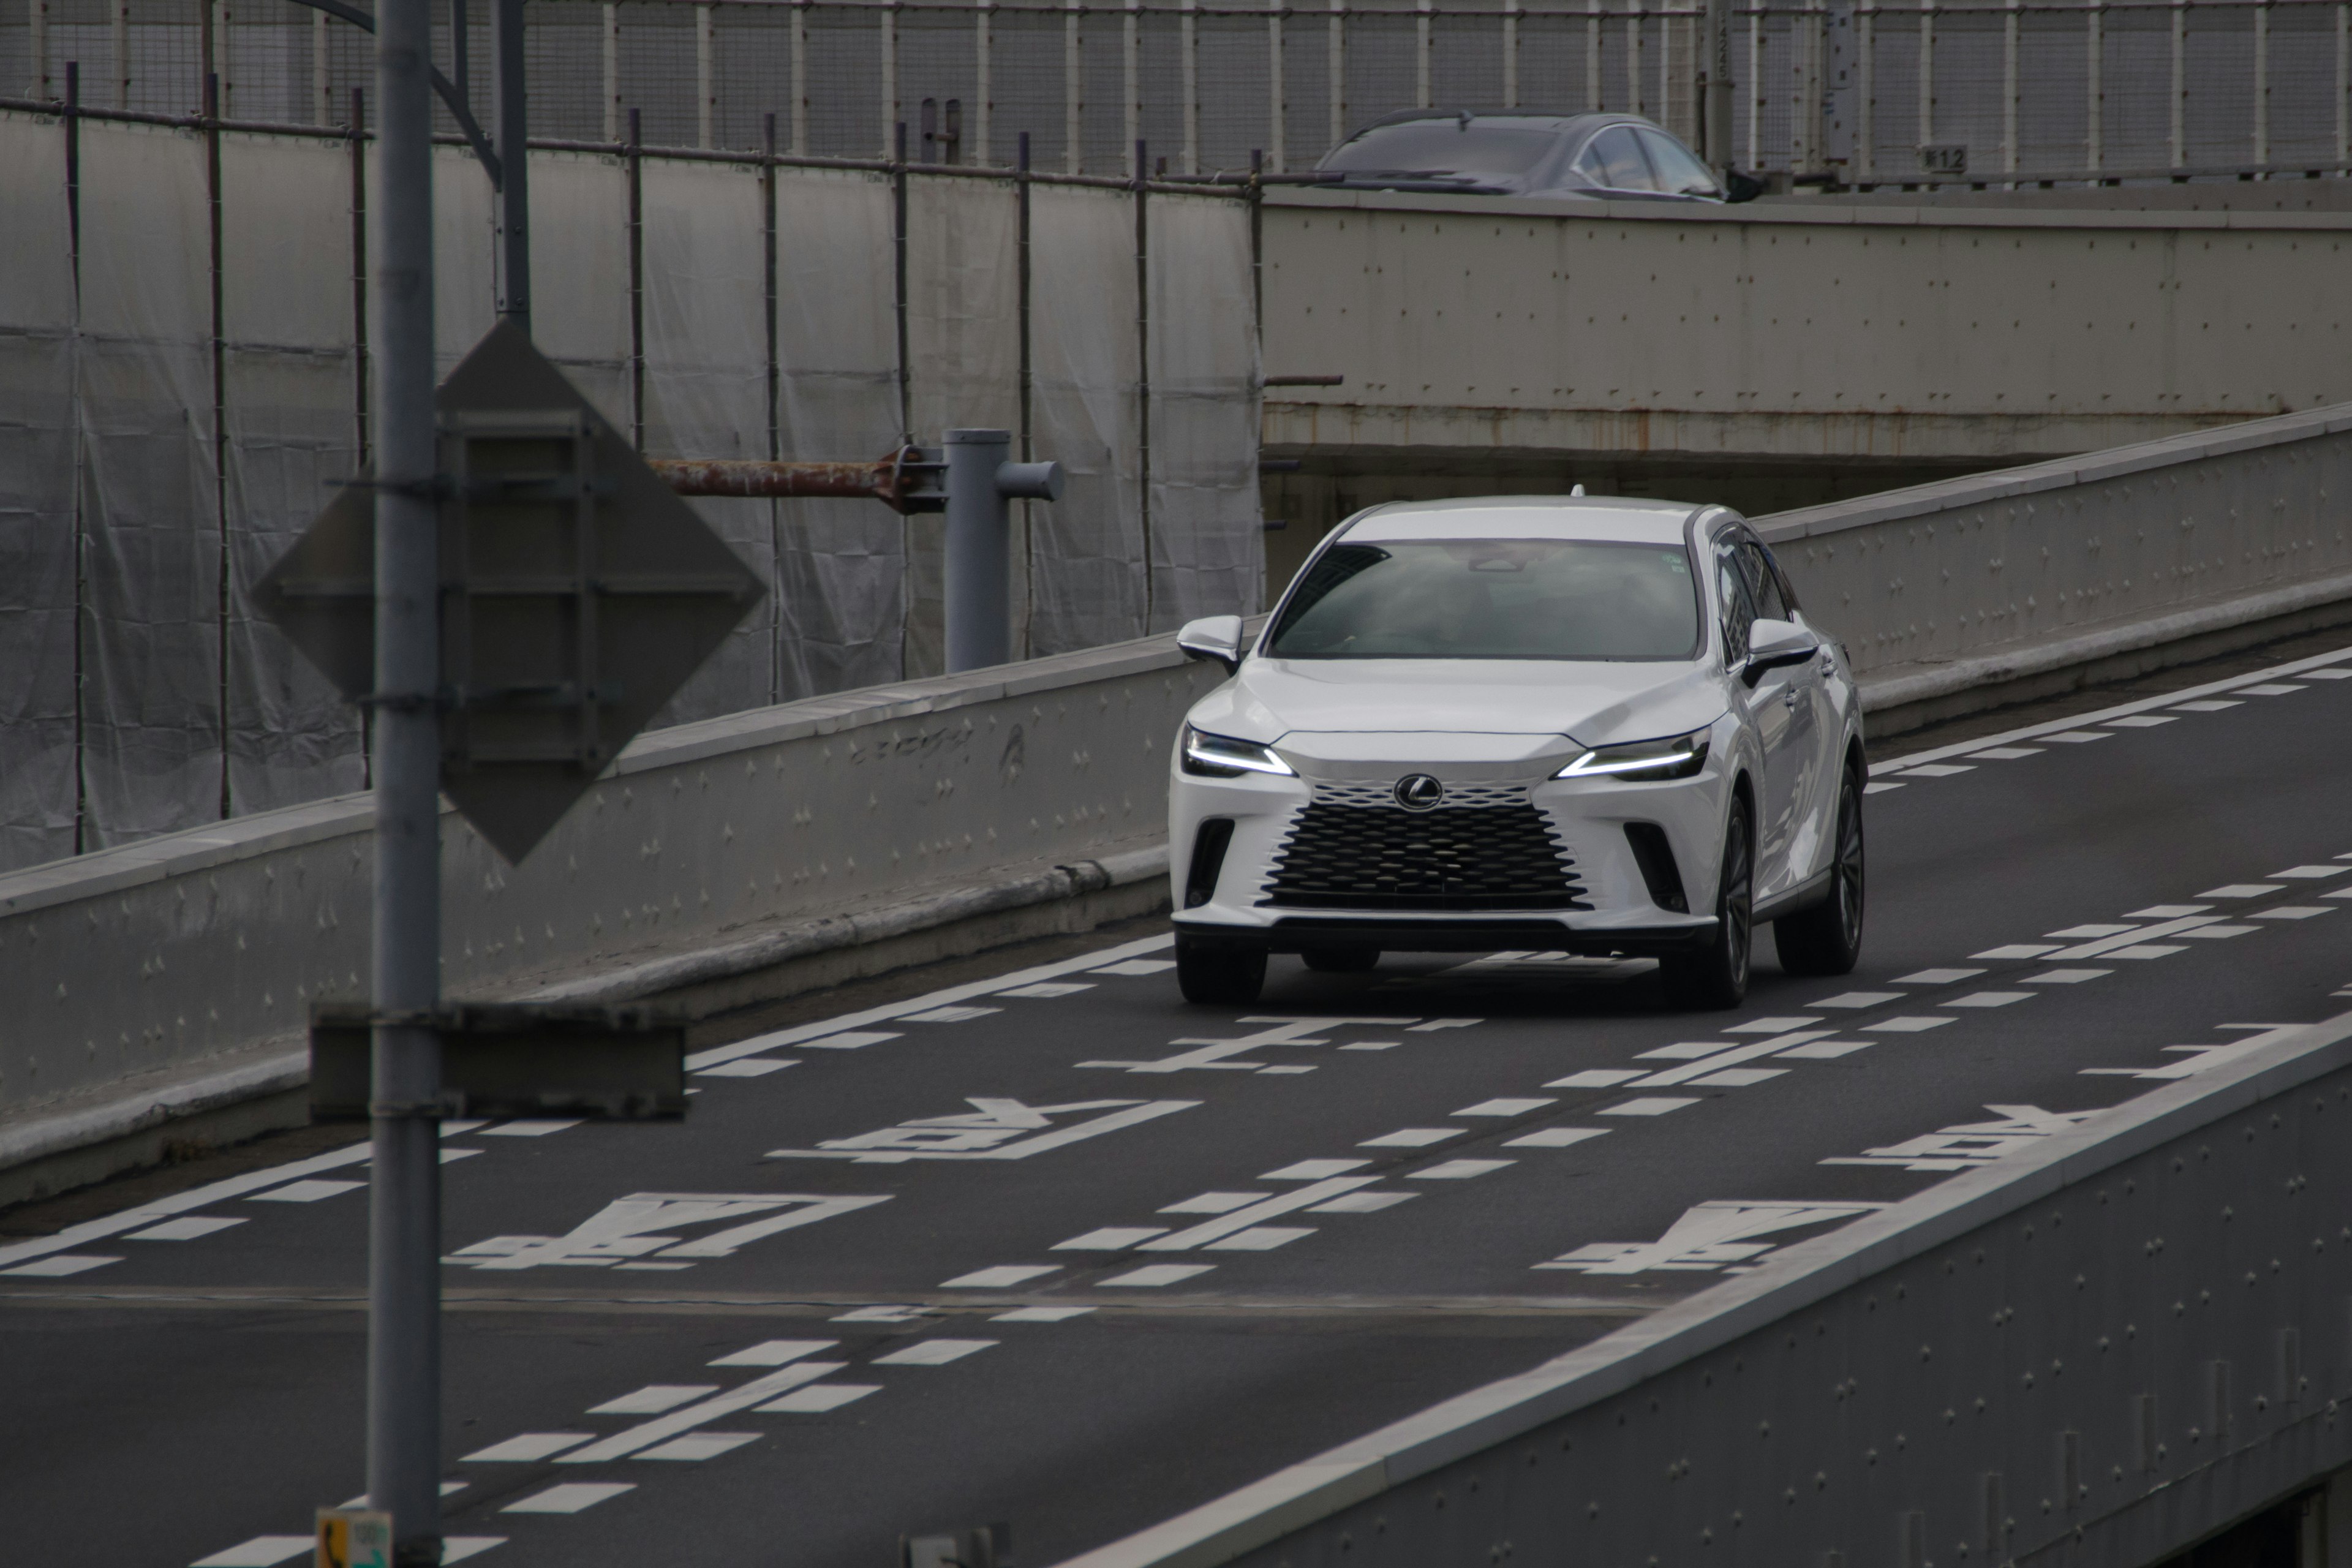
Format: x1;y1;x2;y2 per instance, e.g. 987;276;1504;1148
758;1384;881;1411
1410;1159;1515;1179
1055;1227;1167;1250
503;1483;635;1513
1901;763;1976;777
941;1264;1058;1288
1361;1128;1459;1147
2040;731;2111;743
1100;1264;1214;1287
709;1340;837;1368
1777;1039;1873;1059
2274;865;2350;879
1504;1126;1611;1148
1860;1016;1953;1033
1547;1069;1646;1088
1727;1016;1822;1033
251;1180;364;1203
2201;885;2283;899
1692;1067;1789;1087
1261;1159;1370;1180
2026;969;2112;984
2045;924;2136;938
2104;715;2176;728
2255;906;2334;919
126;1216;246;1242
2128;905;2209;918
589;1385;718;1416
873;1339;997;1366
997;982;1096;998
1893;968;1984;984
2242;683;2308;695
2171;699;2244;712
1599;1098;1700;1116
1807;992;1901;1009
2106;944;2187;959
1453;1098;1558;1116
464;1433;592;1463
1947;992;2032;1008
638;1432;761;1461
1973;944;2060;960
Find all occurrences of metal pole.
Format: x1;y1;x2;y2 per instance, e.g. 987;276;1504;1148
367;0;442;1551
491;0;528;332
944;429;1012;672
1503;0;1518;109
1267;0;1284;171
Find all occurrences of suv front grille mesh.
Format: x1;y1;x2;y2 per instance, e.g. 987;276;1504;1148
1262;802;1589;911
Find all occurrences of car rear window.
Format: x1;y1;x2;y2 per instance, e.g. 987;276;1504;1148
1266;538;1701;661
1320;123;1559;177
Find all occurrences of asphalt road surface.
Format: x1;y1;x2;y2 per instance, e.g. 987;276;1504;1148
6;639;2352;1568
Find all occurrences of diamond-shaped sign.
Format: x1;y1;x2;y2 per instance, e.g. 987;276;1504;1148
253;320;766;863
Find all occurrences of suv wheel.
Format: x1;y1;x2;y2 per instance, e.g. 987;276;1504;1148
1774;764;1865;976
1175;934;1268;1005
1659;800;1752;1010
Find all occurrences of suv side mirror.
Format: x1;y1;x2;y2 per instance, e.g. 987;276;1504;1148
1175;614;1246;675
1724;170;1765;203
1744;617;1822;682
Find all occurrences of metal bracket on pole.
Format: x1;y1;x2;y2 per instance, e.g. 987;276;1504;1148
282;0;504;189
943;428;1063;674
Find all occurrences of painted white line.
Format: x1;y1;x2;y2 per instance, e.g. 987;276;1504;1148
2;1254;120;1278
709;1340;837;1368
2046;916;2225;959
1635;1041;1740;1060
192;1537;314;1566
1970;746;2042;760
2256;905;2335;920
557;1363;848;1463
503;1483;635;1513
941;1264;1059;1288
480;1120;581;1137
1141;1178;1378;1251
1453;1098;1558;1116
999;982;1097;998
1099;1264;1213;1287
1210;1227;1314;1250
1410;1159;1515;1180
1338;1041;1400;1052
1947;992;2032;1008
1598;1098;1698;1116
640;1431;761;1461
1807;992;1901;1009
2304;669;2352;679
1407;1018;1483;1031
1056;1227;1169;1250
249;1180;365;1204
2127;903;2210;918
1864;782;1905;794
798;1031;902;1052
905;1006;1001;1023
2200;884;2283;899
1359;1128;1458;1147
832;1306;930;1323
693;1059;794;1077
1546;1069;1646;1088
1161;1192;1271;1215
2038;731;2111;744
2104;715;2176;728
464;1433;594;1462
873;1338;997;1366
1973;944;2060;960
2045;924;2136;938
2242;683;2309;695
2275;865;2351;878
2106;944;2188;959
759;1384;881;1411
1691;1067;1789;1087
1093;959;1177;976
2176;925;2258;940
1858;1016;1953;1033
1632;1033;1829;1087
1899;763;1975;777
441;1541;504;1563
1502;1127;1610;1149
2025;968;2112;984
1726;1016;1822;1033
126;1216;247;1242
2171;698;2243;712
992;1306;1096;1322
687;932;1176;1069
1777;1039;1872;1059
1874;643;2352;772
1309;1191;1417;1212
589;1386;717;1416
1261;1159;1370;1180
1891;968;1983;984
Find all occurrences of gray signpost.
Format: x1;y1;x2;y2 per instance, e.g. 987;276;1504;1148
257;320;762;1568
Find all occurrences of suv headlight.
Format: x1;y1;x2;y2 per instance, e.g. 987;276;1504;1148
1182;725;1296;778
1555;726;1712;782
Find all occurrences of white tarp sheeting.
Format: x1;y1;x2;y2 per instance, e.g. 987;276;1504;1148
0;108;1259;875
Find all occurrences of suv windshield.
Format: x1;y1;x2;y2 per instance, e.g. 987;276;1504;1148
1321;123;1559;177
1267;538;1700;660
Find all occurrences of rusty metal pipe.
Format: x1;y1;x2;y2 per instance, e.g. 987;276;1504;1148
648;447;933;513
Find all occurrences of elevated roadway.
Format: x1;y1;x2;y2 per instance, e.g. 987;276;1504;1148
6;637;2352;1566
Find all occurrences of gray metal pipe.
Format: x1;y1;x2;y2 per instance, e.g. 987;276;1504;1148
489;0;528;330
367;0;445;1553
943;428;1063;674
1703;0;1733;168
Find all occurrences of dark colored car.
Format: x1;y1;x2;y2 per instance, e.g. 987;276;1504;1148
1310;109;1760;203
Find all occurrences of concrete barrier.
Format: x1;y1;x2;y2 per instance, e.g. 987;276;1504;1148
0;633;1224;1203
1050;1008;2352;1568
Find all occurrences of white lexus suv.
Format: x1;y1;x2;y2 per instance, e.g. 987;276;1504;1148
1166;496;1865;1008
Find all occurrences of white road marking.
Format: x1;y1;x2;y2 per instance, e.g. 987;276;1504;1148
693;1059;794;1077
1082;1016;1411;1074
1864;782;1905;794
1899;763;1975;777
2330;888;2352;900
1099;1264;1213;1287
2046;915;2226;959
1891;968;1983;984
1159;1193;1271;1214
2202;884;2284;898
480;1120;580;1137
2103;715;2176;728
1093;959;1177;976
1502;1127;1610;1149
442;1540;504;1562
2025;968;2111;984
759;1384;881;1411
2082;1022;2309;1080
1261;1159;1369;1180
557;1363;846;1463
2272;865;2350;879
1970;746;2043;759
639;1432;761;1461
2;1255;120;1277
2303;669;2352;679
1692;1068;1789;1087
1055;1227;1168;1250
440;1149;481;1166
463;1433;593;1462
1338;1041;1400;1051
1257;1065;1319;1076
589;1386;717;1415
192;1537;314;1566
905;1006;1001;1023
1632;1033;1828;1087
126;1216;246;1242
2170;699;2242;712
2176;925;2258;939
2127;904;2209;918
799;1031;902;1051
1207;1226;1315;1251
2105;944;2187;959
1453;1098;1557;1116
1310;1191;1417;1212
709;1340;837;1368
1359;1128;1458;1147
992;1306;1095;1322
941;1264;1058;1288
2039;731;2111;743
1407;1019;1483;1031
1973;944;2060;959
687;933;1174;1069
251;1180;365;1204
998;982;1096;998
832;1306;930;1323
333;1483;469;1509
450;1193;888;1270
503;1483;635;1513
1727;1016;1822;1033
1536;1200;1887;1275
1411;1160;1515;1180
1824;1104;2105;1172
1599;1098;1698;1116
1947;992;2032;1008
1140;1178;1376;1250
2255;905;2335;920
1546;1069;1646;1088
1857;1017;1953;1033
1636;1041;1738;1060
1777;1039;1872;1059
769;1098;1195;1163
873;1339;996;1366
2045;924;2135;938
1807;992;1901;1008
2242;683;2308;695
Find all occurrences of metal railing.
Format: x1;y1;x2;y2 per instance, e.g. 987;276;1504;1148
7;0;2349;182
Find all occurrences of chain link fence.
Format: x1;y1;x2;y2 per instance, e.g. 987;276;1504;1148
5;0;2348;181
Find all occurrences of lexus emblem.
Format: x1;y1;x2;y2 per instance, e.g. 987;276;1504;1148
1393;774;1445;810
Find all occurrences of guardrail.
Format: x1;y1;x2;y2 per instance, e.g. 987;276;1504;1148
1052;1007;2352;1568
0;633;1224;1187
1763;401;2352;728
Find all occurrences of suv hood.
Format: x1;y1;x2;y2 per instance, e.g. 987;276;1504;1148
1190;657;1727;750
